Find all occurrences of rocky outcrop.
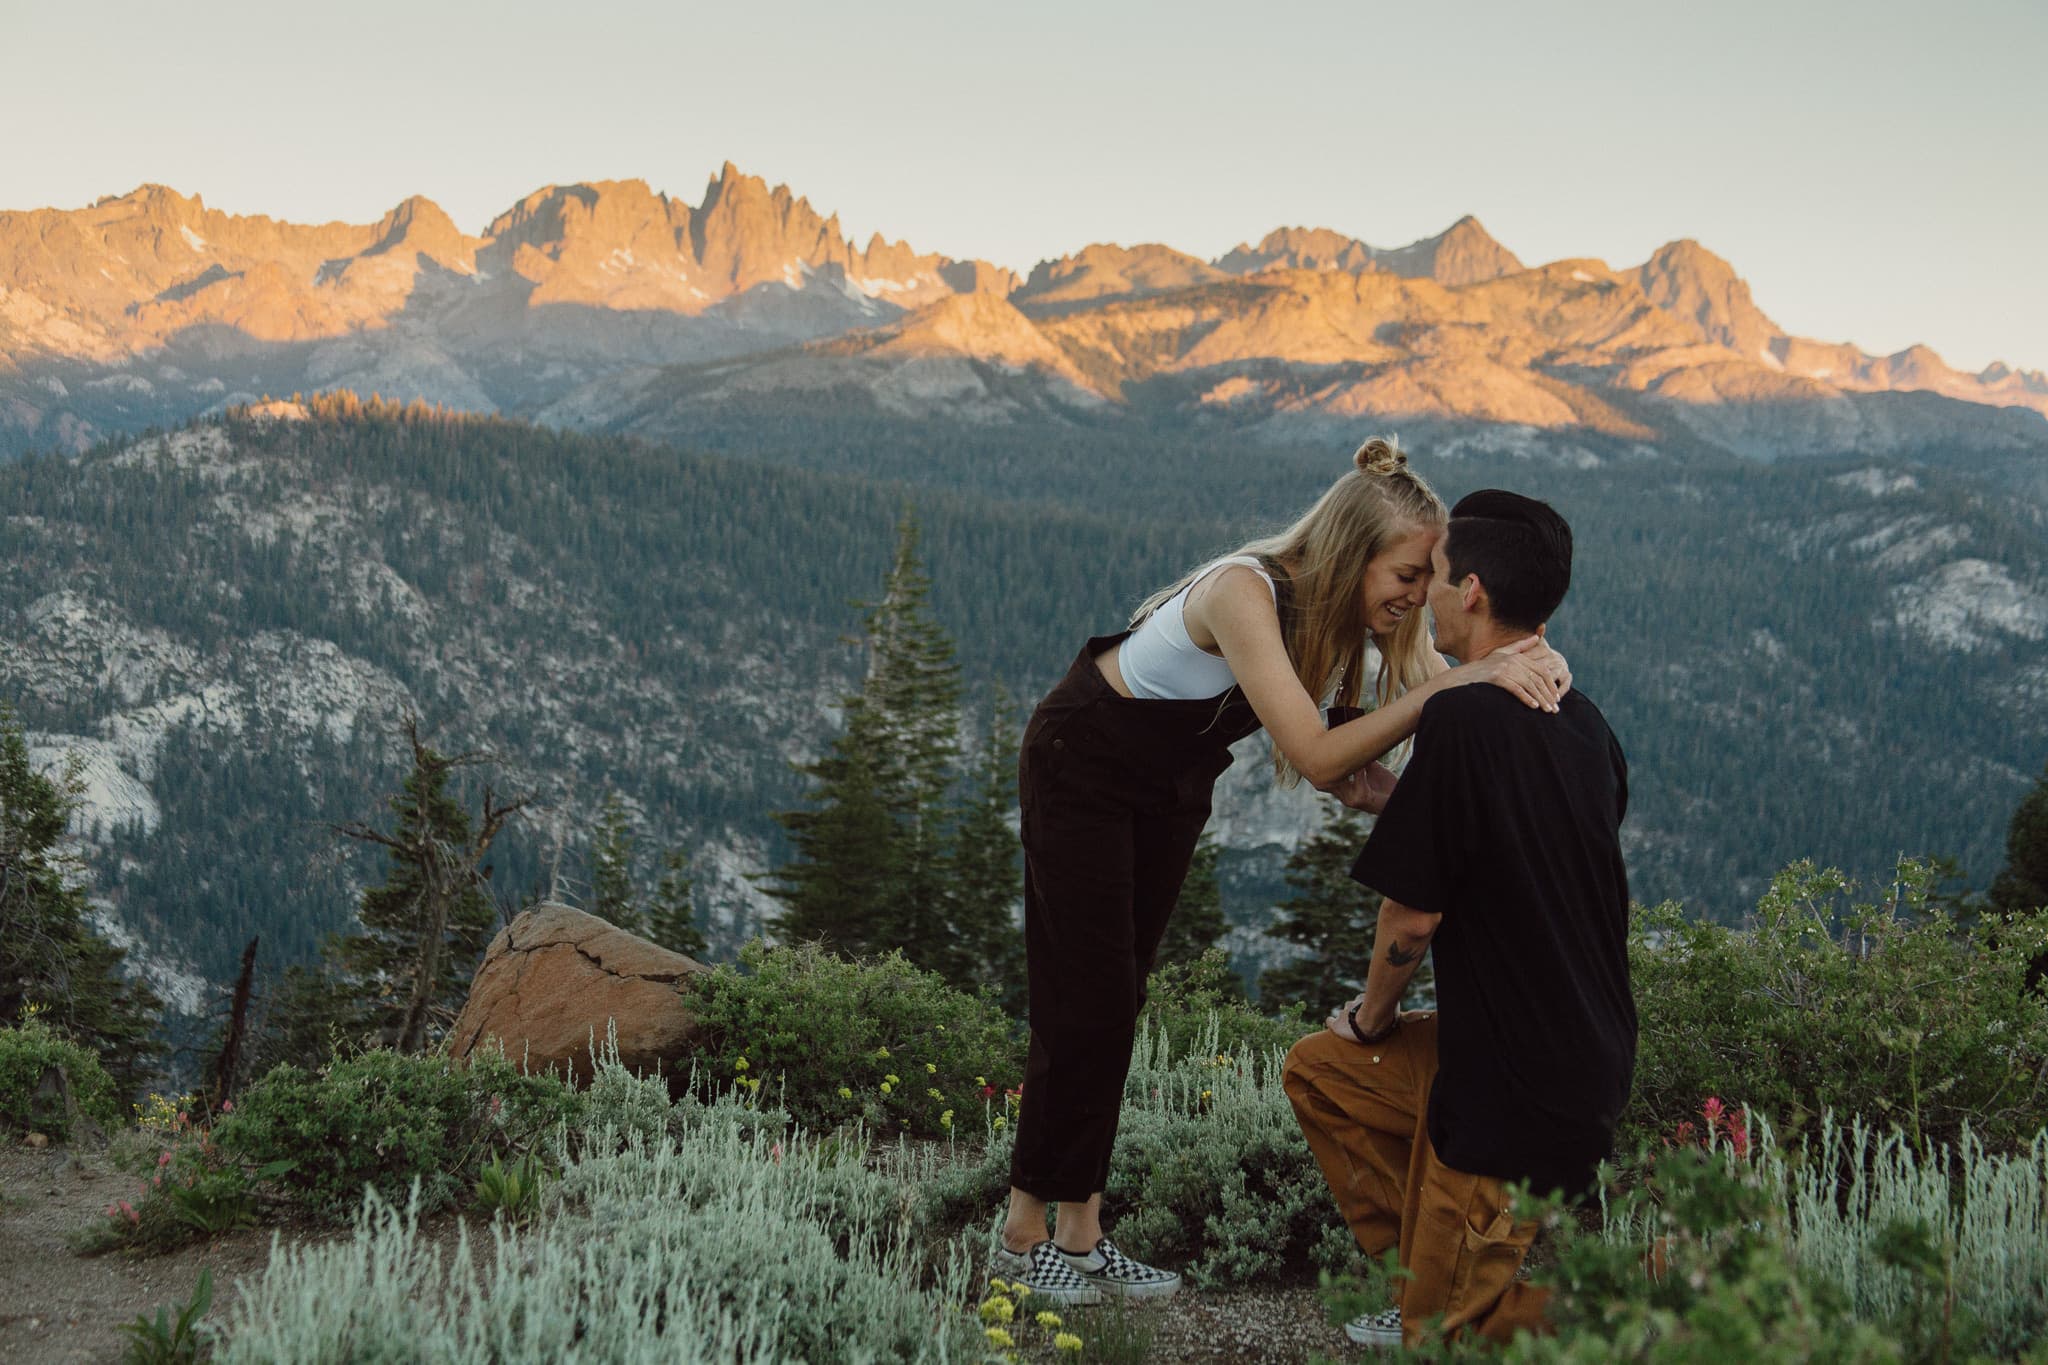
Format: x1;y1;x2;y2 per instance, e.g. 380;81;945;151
446;903;710;1091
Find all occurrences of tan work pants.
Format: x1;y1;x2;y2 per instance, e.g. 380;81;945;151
1282;1018;1550;1349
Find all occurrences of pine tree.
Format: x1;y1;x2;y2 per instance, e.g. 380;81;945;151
648;848;707;959
1258;804;1402;1012
1988;760;2048;915
771;697;906;956
587;791;644;936
862;508;963;963
0;706;164;1098
331;720;527;1053
769;508;963;974
948;688;1026;1008
1154;833;1234;985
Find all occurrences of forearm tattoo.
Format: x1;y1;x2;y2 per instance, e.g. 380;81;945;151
1384;940;1424;967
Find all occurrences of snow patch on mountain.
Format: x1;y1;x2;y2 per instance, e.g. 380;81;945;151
1889;560;2048;650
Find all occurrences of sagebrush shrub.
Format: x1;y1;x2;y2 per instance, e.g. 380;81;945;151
686;941;1025;1138
213;1119;983;1362
0;1016;123;1138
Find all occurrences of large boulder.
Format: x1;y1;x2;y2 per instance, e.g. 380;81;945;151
447;903;710;1091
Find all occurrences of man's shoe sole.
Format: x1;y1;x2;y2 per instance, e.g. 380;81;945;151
1083;1274;1180;1301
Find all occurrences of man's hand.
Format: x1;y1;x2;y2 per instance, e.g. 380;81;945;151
1319;761;1398;814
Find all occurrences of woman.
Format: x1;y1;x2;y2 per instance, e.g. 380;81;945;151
992;437;1570;1305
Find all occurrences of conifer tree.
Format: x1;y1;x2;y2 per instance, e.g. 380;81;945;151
769;508;963;974
1154;833;1233;984
587;791;644;936
331;720;527;1053
1988;760;2048;916
1259;804;1405;1012
948;688;1026;1008
648;848;707;959
770;697;906;957
0;706;164;1098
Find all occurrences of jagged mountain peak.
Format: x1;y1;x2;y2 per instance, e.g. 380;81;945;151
1634;238;1784;360
1012;241;1228;307
1377;215;1523;286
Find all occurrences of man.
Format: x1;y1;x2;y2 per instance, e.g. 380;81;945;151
1283;489;1635;1351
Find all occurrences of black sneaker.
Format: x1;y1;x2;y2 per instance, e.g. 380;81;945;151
989;1238;1105;1307
1056;1236;1181;1300
1344;1306;1402;1348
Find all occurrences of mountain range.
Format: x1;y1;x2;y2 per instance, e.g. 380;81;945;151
4;165;2046;461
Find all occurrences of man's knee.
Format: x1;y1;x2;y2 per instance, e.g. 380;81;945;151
1281;1030;1354;1108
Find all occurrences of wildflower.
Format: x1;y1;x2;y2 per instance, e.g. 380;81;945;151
838;1086;853;1100
985;1327;1015;1349
157;1150;172;1169
940;1110;954;1129
734;1057;750;1073
1010;1283;1031;1299
1201;1089;1213;1102
151;1175;162;1189
987;1277;1010;1294
927;1087;942;1100
875;1046;890;1059
1701;1095;1724;1123
981;1084;998;1099
770;1142;783;1165
980;1295;1016;1324
488;1094;504;1118
880;1082;893;1094
1054;1331;1083;1353
885;1074;901;1085
1036;1310;1062;1329
975;1076;986;1087
926;1062;938;1074
934;1023;946;1032
993;1116;1006;1130
220;1099;233;1114
745;1076;762;1092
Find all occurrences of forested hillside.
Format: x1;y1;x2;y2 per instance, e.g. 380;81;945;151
3;401;2043;1048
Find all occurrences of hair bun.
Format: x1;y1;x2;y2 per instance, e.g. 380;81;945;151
1353;436;1408;476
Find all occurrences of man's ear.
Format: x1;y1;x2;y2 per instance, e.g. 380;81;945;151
1461;574;1485;614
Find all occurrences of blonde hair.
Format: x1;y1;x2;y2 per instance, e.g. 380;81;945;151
1130;436;1447;783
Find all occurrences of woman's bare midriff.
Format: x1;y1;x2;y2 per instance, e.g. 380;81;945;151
1093;643;1137;699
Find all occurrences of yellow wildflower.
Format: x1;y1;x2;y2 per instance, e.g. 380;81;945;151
975;1075;987;1087
993;1116;1006;1130
984;1327;1015;1349
874;1046;890;1059
734;1056;749;1072
1036;1310;1062;1329
926;1062;938;1074
1010;1283;1032;1300
885;1073;901;1085
1054;1331;1083;1353
940;1110;954;1128
987;1277;1010;1294
927;1087;942;1100
880;1081;893;1094
979;1295;1015;1324
838;1086;853;1100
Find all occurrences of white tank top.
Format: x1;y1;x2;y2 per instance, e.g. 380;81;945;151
1119;556;1278;700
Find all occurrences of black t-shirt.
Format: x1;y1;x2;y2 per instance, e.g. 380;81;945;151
1351;684;1635;1200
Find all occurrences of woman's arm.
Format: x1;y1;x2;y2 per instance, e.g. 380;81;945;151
1195;565;1563;787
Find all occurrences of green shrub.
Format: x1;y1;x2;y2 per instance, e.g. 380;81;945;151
1626;858;2048;1156
686;941;1026;1138
1140;949;1312;1062
0;1016;124;1139
213;1045;579;1222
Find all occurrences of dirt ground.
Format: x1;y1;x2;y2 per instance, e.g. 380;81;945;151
0;1136;1361;1364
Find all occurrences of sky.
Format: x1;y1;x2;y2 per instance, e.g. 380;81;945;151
4;0;2043;372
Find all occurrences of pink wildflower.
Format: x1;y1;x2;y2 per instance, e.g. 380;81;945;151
157;1150;173;1169
1701;1096;1724;1124
770;1141;784;1165
220;1100;234;1113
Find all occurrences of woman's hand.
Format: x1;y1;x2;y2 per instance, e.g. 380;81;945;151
1443;635;1571;712
1317;762;1398;813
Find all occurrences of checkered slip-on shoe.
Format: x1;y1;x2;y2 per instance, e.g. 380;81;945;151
989;1239;1105;1307
1344;1306;1403;1348
1056;1236;1181;1300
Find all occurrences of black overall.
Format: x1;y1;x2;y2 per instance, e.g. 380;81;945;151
1010;564;1293;1202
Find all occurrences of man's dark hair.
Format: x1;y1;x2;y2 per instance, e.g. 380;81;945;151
1444;490;1573;632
